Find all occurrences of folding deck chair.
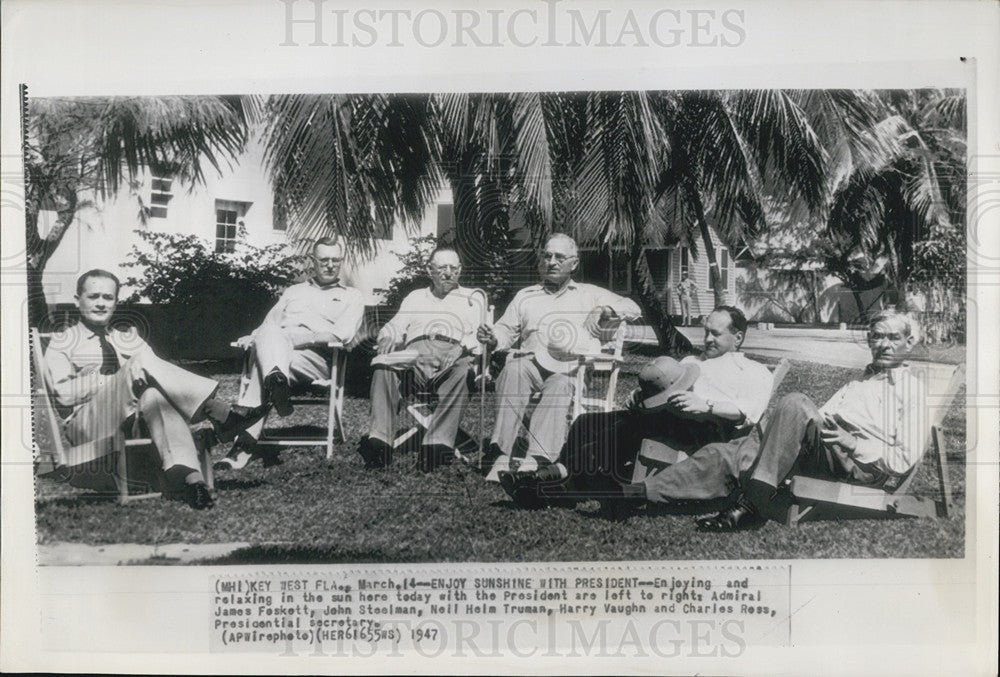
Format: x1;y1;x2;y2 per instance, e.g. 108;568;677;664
786;363;964;525
232;338;347;460
31;328;214;505
632;357;792;478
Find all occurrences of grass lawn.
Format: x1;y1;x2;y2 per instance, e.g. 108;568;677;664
34;354;966;562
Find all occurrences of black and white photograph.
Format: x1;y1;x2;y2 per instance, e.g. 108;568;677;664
2;0;997;674
25;87;969;562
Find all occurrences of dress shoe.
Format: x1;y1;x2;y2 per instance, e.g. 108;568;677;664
417;444;453;473
459;441;503;474
264;371;293;416
696;497;765;532
498;470;547;510
358;436;393;470
213;439;256;471
212;403;269;443
186;481;216;510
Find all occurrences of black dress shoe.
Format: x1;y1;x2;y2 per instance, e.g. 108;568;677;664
498;470;547;510
417;444;453;473
358;436;393;470
696;499;765;532
264;371;293;416
461;441;503;473
186;481;216;510
212;403;269;443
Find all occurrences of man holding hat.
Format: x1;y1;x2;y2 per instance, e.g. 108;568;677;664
500;305;772;508
476;233;642;479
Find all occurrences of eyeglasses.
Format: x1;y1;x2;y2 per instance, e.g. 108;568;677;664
542;252;576;263
870;331;904;341
430;265;460;273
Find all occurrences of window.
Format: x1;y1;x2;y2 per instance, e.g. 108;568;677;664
720;249;729;290
148;171;173;219
214;199;251;253
680;247;690;277
215;209;239;253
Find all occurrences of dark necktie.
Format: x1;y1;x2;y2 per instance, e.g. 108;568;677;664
98;331;120;375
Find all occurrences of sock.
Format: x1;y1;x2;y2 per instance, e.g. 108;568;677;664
742;478;774;514
164;464;204;490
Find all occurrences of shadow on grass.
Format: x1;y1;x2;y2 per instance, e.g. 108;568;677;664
213;478;267;491
201;544;445;565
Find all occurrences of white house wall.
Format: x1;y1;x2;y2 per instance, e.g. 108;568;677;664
42;135;280;304
666;230;735;318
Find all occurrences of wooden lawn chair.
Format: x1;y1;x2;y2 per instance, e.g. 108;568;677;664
232;338;347;460
786;363;964;525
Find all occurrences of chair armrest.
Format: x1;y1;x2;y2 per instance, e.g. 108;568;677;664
577;352;624;364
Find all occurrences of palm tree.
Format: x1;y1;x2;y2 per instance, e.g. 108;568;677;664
824;89;965;308
24;95;253;326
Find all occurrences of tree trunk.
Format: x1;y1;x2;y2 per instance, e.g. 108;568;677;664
685;180;726;306
25;189;78;328
810;270;822;324
630;241;694;356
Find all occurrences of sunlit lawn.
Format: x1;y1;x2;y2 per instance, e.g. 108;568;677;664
34;354;966;562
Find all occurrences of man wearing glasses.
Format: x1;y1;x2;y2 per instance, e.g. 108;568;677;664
359;246;485;471
477;233;642;479
215;237;366;470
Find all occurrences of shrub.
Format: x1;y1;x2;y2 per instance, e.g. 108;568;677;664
121;229;306;307
373;234;438;308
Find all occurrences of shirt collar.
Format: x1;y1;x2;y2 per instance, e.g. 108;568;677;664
864;362;910;385
540;279;579;296
701;350;746;370
309;277;344;291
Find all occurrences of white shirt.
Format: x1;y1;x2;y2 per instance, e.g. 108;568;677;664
380;286;484;353
820;364;929;476
681;351;774;428
263;278;366;344
43;322;150;416
492;280;642;354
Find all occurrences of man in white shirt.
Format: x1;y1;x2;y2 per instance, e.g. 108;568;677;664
696;309;929;531
477;234;642;477
44;270;268;508
499;305;773;509
215;237;366;470
360;247;485;471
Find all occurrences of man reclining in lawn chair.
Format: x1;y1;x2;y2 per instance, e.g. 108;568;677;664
215;236;366;470
358;246;486;471
43;269;268;509
499;305;773;509
693;309;928;531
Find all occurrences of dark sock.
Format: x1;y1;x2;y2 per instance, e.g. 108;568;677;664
742;479;774;514
164;464;203;490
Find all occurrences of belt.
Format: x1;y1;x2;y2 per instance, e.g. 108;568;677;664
404;334;461;348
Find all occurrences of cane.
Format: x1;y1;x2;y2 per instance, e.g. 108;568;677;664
468;288;494;453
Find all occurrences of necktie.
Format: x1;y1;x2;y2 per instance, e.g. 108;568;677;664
98;331;120;375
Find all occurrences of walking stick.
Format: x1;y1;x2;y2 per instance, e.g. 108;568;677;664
468;288;493;453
